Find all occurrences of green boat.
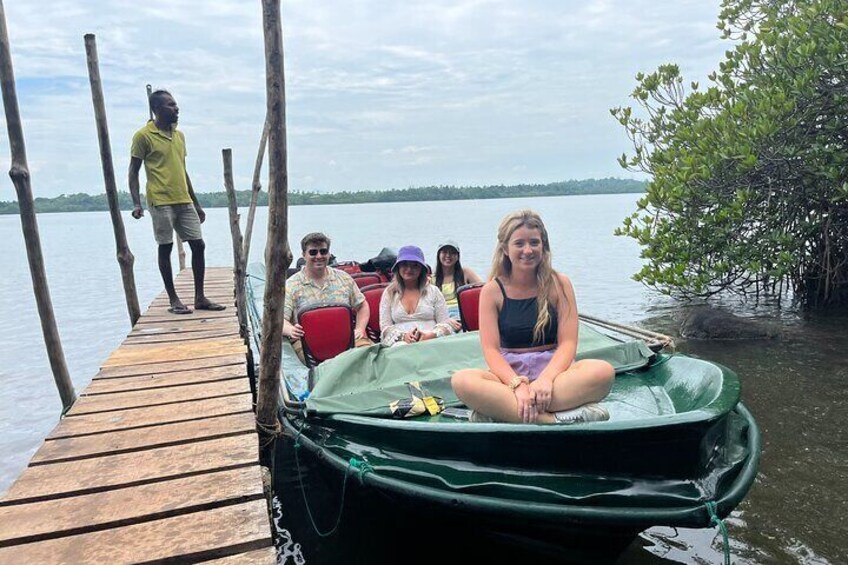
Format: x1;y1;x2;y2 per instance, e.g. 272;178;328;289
246;268;760;557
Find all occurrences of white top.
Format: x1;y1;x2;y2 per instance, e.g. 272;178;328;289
379;284;454;346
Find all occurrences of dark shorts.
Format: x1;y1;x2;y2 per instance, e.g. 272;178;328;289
149;203;202;245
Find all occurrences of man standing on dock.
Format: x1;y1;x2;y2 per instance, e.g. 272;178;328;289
128;90;224;315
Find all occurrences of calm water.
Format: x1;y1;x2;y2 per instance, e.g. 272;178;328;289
1;194;844;563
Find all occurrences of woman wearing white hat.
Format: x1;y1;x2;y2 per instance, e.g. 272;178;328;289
434;240;481;331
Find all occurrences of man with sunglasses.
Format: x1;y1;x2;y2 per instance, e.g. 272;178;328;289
283;232;372;363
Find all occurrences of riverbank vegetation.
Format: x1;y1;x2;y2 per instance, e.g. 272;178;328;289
613;0;848;309
0;177;643;215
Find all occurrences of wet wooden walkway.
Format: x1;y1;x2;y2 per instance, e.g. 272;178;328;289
0;268;275;563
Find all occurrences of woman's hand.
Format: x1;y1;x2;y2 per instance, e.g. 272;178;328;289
448;318;462;332
514;383;537;423
530;377;553;413
401;329;418;344
418;330;437;341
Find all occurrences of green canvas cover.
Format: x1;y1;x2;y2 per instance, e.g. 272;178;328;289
305;324;653;416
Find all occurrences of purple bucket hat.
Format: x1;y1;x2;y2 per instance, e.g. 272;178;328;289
392;245;427;271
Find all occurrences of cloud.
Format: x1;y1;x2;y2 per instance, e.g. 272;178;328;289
0;0;727;197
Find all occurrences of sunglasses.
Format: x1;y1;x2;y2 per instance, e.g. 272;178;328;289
307;248;329;256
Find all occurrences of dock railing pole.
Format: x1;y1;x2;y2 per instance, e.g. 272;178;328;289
257;0;292;429
84;33;141;326
222;148;248;338
0;0;76;410
243;120;268;265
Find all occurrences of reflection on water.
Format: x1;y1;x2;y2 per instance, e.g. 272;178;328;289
2;194;845;563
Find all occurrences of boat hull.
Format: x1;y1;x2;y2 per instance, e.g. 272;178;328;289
280;402;759;535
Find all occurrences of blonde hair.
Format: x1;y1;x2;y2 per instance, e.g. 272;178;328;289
488;209;567;344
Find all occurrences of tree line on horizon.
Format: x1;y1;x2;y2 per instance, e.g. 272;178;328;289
0;178;645;215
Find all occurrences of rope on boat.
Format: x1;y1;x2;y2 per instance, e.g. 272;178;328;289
348;457;374;483
705;501;732;565
292;430;372;538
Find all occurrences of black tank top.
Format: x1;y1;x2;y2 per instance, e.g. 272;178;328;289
496;278;558;348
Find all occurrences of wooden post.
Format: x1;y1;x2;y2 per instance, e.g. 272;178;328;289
257;0;292;428
222;148;248;337
84;34;141;326
243;120;268;265
0;0;76;410
176;234;187;271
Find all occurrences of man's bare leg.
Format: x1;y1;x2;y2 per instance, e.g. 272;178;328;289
188;238;225;310
159;243;191;314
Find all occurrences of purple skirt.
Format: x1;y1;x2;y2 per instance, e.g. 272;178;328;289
500;349;555;381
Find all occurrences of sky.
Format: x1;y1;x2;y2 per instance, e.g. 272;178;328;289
0;0;728;199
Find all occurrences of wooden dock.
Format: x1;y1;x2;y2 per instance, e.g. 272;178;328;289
0;268;275;563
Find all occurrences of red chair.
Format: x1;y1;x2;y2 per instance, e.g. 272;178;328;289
360;283;389;342
335;261;362;275
456;283;485;332
297;303;355;368
351;272;382;289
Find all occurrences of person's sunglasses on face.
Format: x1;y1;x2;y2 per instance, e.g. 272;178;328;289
308;248;330;256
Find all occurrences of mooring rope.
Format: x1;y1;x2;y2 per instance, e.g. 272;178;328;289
705;501;731;565
292;430;373;538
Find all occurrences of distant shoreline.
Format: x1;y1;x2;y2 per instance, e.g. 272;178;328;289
0;178;644;215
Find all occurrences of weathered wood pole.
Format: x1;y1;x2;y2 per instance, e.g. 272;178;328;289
243;120;268;264
0;0;76;410
257;0;292;428
84;34;141;326
222;148;248;337
176;234;187;271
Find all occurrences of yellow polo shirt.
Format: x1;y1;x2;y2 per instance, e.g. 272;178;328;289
130;120;192;206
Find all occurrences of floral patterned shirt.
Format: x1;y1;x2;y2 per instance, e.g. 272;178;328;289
284;267;365;323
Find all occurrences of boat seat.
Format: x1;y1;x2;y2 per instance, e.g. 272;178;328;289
456;282;484;332
351;272;383;289
360;283;389;342
335;261;362;275
297;303;356;368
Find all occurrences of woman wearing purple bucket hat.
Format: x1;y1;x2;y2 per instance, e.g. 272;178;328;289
451;210;615;424
379;245;454;346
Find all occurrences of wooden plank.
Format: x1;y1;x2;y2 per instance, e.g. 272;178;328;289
48;394;253;438
101;338;245;367
121;328;242;349
2;435;258;503
68;379;249;416
123;328;241;345
124;331;241;345
0;500;272;563
94;354;245;379
0;466;264;545
135;309;235;324
32;413;255;464
129;319;236;336
85;365;247;395
204;547;277;563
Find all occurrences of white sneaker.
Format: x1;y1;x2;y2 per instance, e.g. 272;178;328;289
554;403;609;424
469;410;495;423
